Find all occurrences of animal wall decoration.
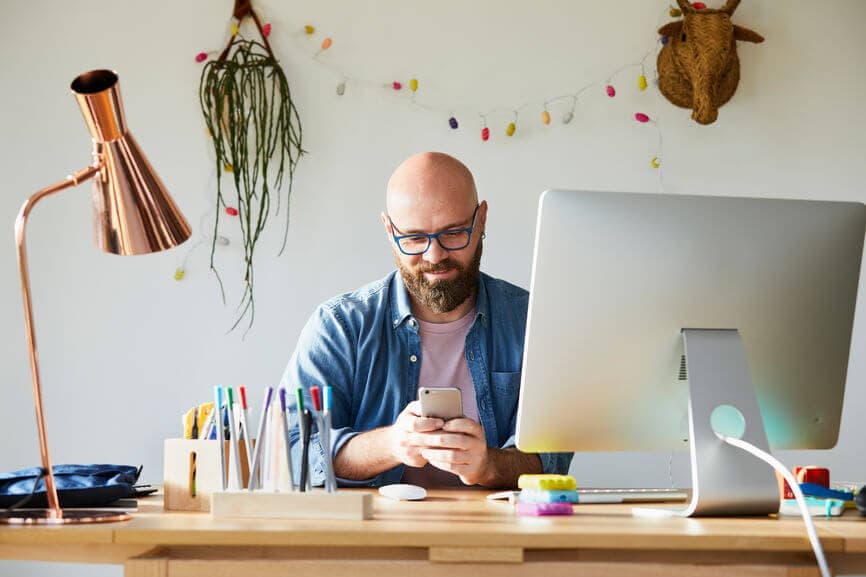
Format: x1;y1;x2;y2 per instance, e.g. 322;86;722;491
657;0;764;125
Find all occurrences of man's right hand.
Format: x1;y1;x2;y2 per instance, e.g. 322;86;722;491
387;401;445;467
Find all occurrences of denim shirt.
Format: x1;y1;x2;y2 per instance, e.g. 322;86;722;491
280;270;573;487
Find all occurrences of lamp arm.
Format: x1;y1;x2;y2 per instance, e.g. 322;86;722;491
15;163;100;519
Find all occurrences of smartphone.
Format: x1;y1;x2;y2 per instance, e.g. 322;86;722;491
418;387;463;420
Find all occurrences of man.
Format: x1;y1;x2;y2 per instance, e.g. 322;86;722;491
282;152;572;488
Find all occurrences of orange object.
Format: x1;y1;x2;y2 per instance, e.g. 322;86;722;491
777;466;829;500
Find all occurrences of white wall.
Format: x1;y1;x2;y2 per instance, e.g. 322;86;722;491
1;0;865;575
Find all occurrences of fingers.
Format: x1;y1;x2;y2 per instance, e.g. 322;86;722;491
410;417;444;432
442;417;483;436
421;448;471;465
408;432;472;450
405;400;423;417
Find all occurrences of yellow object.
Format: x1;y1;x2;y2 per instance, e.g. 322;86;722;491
224;162;233;173
541;109;551;125
409;78;418;92
669;8;682;17
182;407;196;439
174;268;185;281
196;402;214;439
321;37;333;50
304;25;315;35
506;122;516;136
518;474;576;491
651;156;661;168
638;74;648;91
231;23;239;36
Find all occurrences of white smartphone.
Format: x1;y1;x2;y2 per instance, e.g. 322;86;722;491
418;387;463;420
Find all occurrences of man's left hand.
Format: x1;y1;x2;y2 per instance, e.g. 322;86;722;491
414;417;491;485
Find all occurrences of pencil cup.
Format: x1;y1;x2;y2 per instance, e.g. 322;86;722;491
163;439;252;512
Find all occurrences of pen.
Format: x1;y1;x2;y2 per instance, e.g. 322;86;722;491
278;388;296;492
310;386;324;490
247;386;273;491
297;387;311;492
238;386;253;472
190;407;198;440
214;386;226;492
323;385;337;492
226;387;243;490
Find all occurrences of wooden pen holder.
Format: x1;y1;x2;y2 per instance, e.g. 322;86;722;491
163;439;251;512
210;490;373;520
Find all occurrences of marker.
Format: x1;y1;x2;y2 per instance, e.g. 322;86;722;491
278;388;296;491
298;387;311;492
247;386;274;491
214;386;226;491
322;385;337;492
226;387;243;490
238;386;253;473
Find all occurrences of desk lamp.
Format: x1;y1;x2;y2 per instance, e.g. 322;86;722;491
4;70;191;525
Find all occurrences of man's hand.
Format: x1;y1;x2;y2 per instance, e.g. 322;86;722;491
414;417;491;485
387;401;445;468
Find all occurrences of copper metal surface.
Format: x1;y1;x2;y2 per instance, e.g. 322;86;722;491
4;70;190;525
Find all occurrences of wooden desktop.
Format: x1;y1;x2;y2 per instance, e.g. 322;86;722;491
2;489;865;577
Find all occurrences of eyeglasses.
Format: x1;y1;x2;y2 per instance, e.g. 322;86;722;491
388;204;480;256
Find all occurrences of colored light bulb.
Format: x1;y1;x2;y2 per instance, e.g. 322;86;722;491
195;52;208;63
223;163;233;173
506;122;516;136
392;81;402;90
321;37;333;50
660;35;669;45
634;112;650;123
481;127;490;141
304;25;315;35
226;207;239;216
448;116;458;129
541;109;551;125
606;84;616;97
409;78;418;92
231;23;239;36
651;156;660;168
262;22;272;37
638;74;648;91
174;268;185;281
670;8;682;16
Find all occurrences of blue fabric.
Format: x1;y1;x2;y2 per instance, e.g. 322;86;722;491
281;270;573;487
0;464;140;508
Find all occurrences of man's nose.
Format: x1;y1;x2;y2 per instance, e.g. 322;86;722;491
423;239;448;264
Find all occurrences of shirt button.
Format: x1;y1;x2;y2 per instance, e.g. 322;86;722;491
468;351;475;361
410;354;418;363
409;319;416;327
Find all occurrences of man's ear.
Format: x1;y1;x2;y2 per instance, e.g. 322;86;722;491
381;211;392;239
478;200;489;237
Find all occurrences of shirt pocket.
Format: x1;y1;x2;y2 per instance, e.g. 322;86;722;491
490;371;521;411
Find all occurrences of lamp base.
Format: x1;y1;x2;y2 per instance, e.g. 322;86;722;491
0;509;130;525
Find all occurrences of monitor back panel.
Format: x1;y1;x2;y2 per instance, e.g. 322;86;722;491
515;190;865;452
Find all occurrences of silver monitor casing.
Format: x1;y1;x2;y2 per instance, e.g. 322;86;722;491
515;190;865;516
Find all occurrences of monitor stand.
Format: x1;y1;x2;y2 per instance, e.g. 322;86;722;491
637;329;780;517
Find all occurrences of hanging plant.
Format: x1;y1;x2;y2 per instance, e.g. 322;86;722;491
199;0;303;333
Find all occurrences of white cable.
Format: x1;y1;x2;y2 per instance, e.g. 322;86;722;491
720;435;831;577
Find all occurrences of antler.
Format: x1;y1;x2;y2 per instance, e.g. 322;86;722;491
676;0;692;12
722;0;741;14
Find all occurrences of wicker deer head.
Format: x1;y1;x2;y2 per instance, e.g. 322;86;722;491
657;0;764;125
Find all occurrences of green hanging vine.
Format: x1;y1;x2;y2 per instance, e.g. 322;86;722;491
199;0;303;333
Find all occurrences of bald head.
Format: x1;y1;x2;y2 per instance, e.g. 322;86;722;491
386;152;478;217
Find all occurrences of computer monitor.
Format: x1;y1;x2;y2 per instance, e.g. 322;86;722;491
515;190;865;516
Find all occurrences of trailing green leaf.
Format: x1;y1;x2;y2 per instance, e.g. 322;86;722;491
199;38;303;334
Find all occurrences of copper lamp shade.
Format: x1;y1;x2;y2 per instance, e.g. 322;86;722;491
72;69;191;254
3;70;190;525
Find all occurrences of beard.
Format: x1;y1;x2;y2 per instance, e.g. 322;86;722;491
397;241;483;315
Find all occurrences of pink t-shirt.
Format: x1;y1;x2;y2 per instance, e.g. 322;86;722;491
401;310;478;487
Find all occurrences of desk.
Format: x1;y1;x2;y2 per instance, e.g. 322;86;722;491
2;489;865;577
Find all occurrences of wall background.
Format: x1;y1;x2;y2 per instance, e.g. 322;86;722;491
1;1;865;575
